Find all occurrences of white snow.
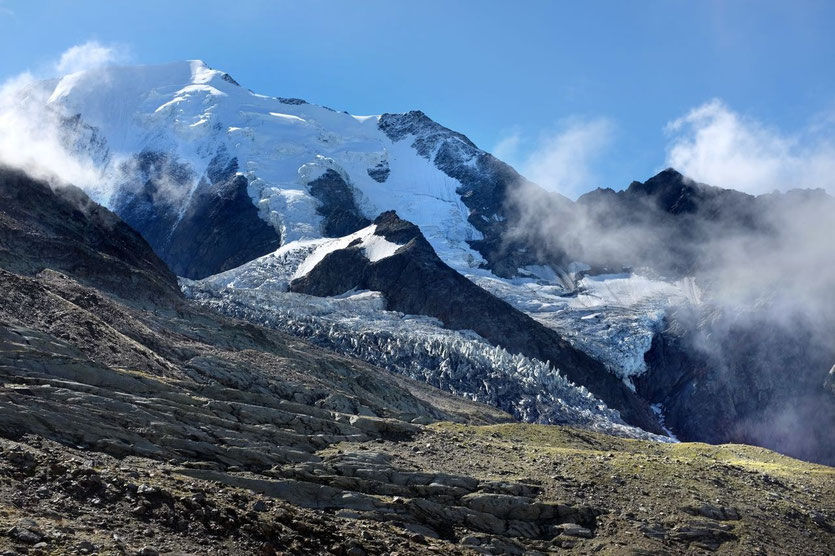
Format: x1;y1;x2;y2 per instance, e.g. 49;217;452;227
292;224;402;278
466;267;702;380
362;232;402;262
651;403;679;441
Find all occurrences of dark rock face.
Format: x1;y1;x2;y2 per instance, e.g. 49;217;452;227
572;168;762;275
623;168;755;216
164;173;281;279
638;306;835;465
220;72;240;86
378;111;561;277
112;150;281;279
367;160;390;183
379;111;478;157
0;166;180;306
307;169;371;237
290;211;663;434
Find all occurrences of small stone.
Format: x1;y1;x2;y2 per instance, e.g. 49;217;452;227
559;523;594;539
76;540;97;554
345;540;366;556
10;527;43;544
810;511;828;526
252;500;268;512
137;484;157;496
138;547;159;556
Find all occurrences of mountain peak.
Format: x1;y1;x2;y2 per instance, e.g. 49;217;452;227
624;168;702;213
634;168;687;191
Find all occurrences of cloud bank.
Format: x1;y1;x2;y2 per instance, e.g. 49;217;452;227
0;42;126;189
665;99;835;194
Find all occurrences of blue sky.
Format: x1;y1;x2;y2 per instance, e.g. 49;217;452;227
1;0;834;196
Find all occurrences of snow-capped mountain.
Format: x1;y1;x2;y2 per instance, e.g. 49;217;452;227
38;60;689;380
41;60;507;278
28;60;681;434
23;60;835;462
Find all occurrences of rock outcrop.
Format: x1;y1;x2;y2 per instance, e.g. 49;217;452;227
112;151;281;279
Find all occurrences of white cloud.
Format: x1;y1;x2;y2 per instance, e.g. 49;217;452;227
54;41;126;75
491;130;521;163
0;41;129;188
666;99;835;194
493;117;615;199
521;118;614;198
0;72;101;187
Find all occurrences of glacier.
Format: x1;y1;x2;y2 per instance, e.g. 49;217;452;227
182;236;673;441
29;59;701;437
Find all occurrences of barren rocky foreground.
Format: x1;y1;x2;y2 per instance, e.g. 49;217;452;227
0;169;833;555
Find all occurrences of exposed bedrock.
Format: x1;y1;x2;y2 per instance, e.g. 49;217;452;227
112;151;281;280
307;169;371;237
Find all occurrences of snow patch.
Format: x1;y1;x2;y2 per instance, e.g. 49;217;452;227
651;403;679;441
293;224;401;278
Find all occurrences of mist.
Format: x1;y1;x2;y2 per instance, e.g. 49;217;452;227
0;41;130;195
0;71;103;188
502;115;835;462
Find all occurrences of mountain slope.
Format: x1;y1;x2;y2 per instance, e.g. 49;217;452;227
0;165;180;306
34;60;674;435
0;169;832;555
